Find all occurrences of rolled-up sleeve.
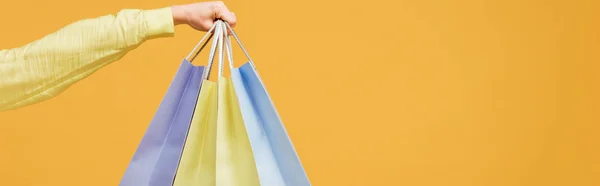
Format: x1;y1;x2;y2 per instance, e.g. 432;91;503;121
0;7;175;111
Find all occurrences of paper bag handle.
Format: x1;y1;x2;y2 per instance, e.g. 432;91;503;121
221;21;257;70
203;20;225;80
185;23;217;62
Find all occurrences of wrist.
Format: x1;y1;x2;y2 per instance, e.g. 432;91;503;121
171;5;188;26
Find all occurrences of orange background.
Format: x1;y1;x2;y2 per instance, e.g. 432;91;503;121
1;0;599;185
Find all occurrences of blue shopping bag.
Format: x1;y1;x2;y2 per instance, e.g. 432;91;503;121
119;24;221;186
224;23;311;186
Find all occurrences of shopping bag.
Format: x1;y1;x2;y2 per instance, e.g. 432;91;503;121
173;22;223;186
224;23;311;186
215;75;261;186
119;24;218;186
172;80;217;186
215;22;260;186
174;21;261;186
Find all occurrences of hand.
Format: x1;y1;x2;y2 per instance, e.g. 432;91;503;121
171;1;237;31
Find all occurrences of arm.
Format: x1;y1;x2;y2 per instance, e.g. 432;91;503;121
0;1;235;111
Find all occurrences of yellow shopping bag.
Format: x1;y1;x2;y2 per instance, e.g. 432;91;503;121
216;76;260;186
215;21;260;186
172;80;218;186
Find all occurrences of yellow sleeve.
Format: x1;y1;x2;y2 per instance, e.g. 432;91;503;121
0;7;175;111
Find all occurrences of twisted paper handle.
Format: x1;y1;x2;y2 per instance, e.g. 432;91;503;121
221;20;257;70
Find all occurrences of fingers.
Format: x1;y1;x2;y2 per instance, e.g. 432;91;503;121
213;1;236;28
231;12;237;27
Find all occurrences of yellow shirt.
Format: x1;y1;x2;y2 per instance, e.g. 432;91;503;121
0;7;175;111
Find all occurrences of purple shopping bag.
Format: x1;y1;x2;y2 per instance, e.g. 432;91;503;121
119;24;221;186
119;60;203;186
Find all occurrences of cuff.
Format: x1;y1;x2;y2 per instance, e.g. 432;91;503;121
144;7;176;39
